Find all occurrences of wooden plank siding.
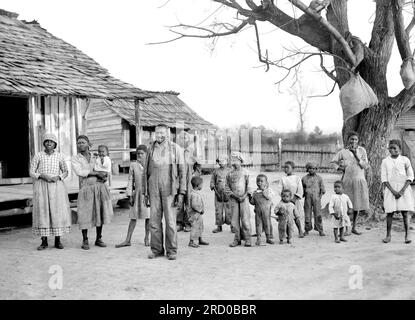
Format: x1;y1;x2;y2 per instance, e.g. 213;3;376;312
18;95;84;182
85;98;124;171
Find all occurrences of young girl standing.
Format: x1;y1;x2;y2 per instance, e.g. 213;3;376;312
30;133;71;250
328;181;353;243
116;145;150;248
381;140;414;244
278;161;305;238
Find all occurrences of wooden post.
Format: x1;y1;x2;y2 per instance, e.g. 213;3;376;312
135;99;142;145
278;138;282;171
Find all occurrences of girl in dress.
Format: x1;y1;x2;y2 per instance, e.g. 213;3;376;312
278;161;304;238
30;133;71;250
328;181;353;243
381;140;414;244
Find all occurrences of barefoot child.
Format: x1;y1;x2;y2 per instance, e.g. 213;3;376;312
116;145;150;248
248;174;275;245
188;176;209;248
302;162;326;236
210;156;232;233
381;139;414;244
273;189;297;244
94;145;111;187
278;161;305;238
329;181;353;243
226;152;252;247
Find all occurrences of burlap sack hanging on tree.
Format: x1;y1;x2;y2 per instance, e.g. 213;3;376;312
339;72;378;121
400;58;415;90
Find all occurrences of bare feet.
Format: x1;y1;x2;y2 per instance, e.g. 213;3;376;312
352;229;362;235
115;241;131;248
383;236;391;243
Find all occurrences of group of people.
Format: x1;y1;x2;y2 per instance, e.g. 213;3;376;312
29;127;414;260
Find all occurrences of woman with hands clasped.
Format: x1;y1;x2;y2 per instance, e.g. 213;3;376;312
331;131;369;236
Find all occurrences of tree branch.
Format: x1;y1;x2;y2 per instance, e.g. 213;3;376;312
392;0;413;60
253;22;270;71
288;0;357;67
147;19;251;45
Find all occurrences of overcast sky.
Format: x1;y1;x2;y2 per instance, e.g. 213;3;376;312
2;0;407;133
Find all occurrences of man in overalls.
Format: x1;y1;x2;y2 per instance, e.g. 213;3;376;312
143;124;186;260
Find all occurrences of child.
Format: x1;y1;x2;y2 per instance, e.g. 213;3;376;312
278;161;305;238
328;181;353;243
188;176;209;248
248;174;274;245
94;145;111;187
193;161;202;177
381;139;414;244
225;152;252;247
302;162;326;236
115;145;150;248
273;189;298;244
210;155;232;233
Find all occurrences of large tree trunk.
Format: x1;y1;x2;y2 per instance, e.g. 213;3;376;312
327;0;400;213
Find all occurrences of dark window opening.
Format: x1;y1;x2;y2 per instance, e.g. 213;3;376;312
0;96;30;178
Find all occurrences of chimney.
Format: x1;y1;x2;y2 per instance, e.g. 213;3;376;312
0;9;19;19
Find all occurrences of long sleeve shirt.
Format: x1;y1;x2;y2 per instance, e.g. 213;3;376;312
225;167;249;198
30;151;68;181
302;174;325;197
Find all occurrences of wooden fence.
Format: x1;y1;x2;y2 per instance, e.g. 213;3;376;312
201;130;339;172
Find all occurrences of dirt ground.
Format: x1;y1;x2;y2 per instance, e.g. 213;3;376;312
1;171;415;300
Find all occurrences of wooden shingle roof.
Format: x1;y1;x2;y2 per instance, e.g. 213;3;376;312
103;91;214;130
0;10;150;99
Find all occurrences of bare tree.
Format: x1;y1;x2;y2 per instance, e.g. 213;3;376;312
156;0;415;210
288;71;311;133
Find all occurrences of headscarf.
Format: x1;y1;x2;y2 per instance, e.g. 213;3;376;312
77;135;91;146
231;151;244;163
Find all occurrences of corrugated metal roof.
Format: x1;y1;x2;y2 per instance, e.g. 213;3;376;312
102;92;214;130
0;11;150;99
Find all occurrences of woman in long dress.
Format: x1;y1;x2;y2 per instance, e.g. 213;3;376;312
30;133;71;250
381;139;414;244
71;135;113;250
331;131;370;235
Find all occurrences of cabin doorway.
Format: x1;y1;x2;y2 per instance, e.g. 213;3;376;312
0;96;30;179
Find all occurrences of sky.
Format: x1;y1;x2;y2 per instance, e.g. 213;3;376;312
1;0;408;133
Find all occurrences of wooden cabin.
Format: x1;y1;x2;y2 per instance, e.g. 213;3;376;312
85;92;216;172
0;9;150;185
